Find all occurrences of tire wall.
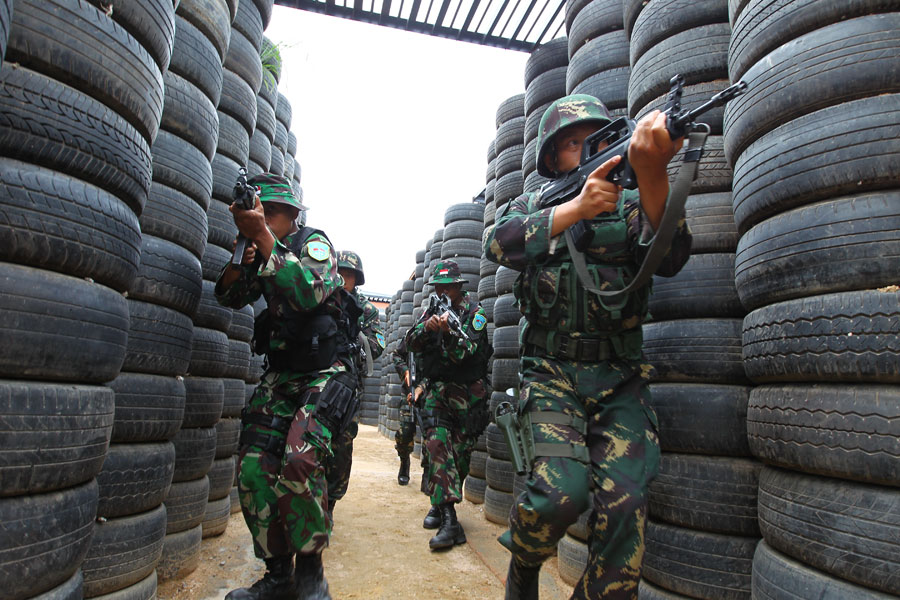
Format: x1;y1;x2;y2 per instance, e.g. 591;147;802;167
1;0;170;597
725;2;900;598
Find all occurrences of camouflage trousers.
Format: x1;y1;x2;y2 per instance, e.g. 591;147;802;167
499;353;660;600
394;401;415;457
237;366;343;559
325;413;359;508
421;379;487;506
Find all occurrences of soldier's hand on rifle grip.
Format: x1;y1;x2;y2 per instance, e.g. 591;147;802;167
230;195;267;240
438;313;451;334
575;154;622;219
231;237;257;265
425;315;442;332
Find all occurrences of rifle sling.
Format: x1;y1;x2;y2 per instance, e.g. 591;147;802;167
564;128;708;302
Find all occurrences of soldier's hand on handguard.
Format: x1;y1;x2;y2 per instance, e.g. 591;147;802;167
230;196;267;240
629;110;684;229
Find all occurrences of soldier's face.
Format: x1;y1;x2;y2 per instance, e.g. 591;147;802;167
263;202;299;239
339;268;356;292
546;122;608;174
435;283;463;305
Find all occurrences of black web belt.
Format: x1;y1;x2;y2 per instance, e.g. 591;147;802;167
525;327;613;362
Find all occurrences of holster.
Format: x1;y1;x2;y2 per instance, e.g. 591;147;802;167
463;401;491;437
239;409;294;459
494;401;534;476
312;370;359;437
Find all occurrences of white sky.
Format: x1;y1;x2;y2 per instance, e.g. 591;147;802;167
263;6;529;296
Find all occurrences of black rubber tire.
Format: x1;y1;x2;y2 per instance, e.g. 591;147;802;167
495;93;525;128
627;23;730;118
0;380;113;497
736;191;900;312
484;484;514;525
494;268;519;296
129;235;202;317
569;67;630;112
140;182;208;261
629;0;728;67
211;152;244;206
201;495;231;538
6;0;164;144
728;0;900;83
638;579;692;599
217;112;250;166
260;35;281;83
742;290;900;384
649;253;742;320
175;0;231;63
524;99;552;145
232;0;264;51
0;66;153;217
156;525;202;582
650;453;761;537
683;192;737;254
0;0;11;66
439;238;482;259
96;442;174;518
275;92;292;131
752;539;895;600
567;30;628;92
486;423;511;461
722;13;900;170
172;426;216;482
469;450;487;479
485;457;515;493
493;171;524;206
228;305;254;342
88;570;156;600
164;476;209;534
107;373;185;443
253;0;274;28
269;147;284;175
206;197;239;250
159;71;218;162
758;466;900;595
524;37;568;88
81;504;166;597
225;339;251;380
464;475;486;504
667;135;732;195
731;95;900;234
28;570;84;600
84;0;175;73
182;376;225;428
220;68;257;137
216;417;241;458
444;202;485;225
495;146;525;179
248;127;272;169
557;534;588;586
150;129;212;211
224;29;263;95
495;118;526;157
255;95;276;143
643;318;748;384
492;325;520;359
258;69;278;110
642;520;757;600
207;456;235;501
188;326;230;378
492;294;521;328
524;67;568;117
0;158;141;292
169;14;223;107
443;219;483;242
648;383;751;457
0;263;129;383
193;279;234;333
221;378;245;418
0;479;98;600
566;0;623;59
122;299;193;377
748;384;900;487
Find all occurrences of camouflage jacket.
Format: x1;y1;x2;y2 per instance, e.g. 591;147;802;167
405;291;491;384
354;290;384;362
483;189;691;351
215;228;343;364
392;335;417;394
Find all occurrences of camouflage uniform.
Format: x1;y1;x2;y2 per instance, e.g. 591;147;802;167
215;179;345;563
325;279;384;509
483;96;692;599
391;337;417;460
405;263;491;511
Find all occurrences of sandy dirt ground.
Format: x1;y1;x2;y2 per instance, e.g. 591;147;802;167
157;424;575;599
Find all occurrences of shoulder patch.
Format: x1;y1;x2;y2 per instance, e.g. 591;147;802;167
306;241;330;261
376;332;386;348
472;313;487;331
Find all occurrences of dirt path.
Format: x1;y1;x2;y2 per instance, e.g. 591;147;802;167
158;424;574;599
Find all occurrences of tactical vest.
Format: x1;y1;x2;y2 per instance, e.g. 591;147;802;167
253;226;357;372
515;190;649;359
419;299;492;384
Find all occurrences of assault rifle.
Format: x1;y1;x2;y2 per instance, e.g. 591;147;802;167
406;345;426;434
425;293;470;343
230;167;258;266
539;75;748;252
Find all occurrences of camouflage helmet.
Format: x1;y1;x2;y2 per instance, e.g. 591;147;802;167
429;260;467;285
247;172;307;211
536;94;612;178
337;250;365;286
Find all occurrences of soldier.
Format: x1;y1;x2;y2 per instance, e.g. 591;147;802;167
403;260;492;550
325;251;385;517
390;335;417;486
217;173;356;600
483;96;692;599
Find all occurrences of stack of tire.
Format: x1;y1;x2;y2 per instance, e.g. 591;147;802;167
523;38;567;194
566;0;630;118
383;279;415;435
379;289;401;436
725;3;900;598
424;227;445;299
1;0;171;597
247;35;277;179
0;0;9;67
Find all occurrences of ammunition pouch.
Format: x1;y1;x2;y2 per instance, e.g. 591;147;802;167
239;409;294;458
462;401;490;437
268;314;339;372
419;407;456;432
252;308;272;355
312;370;359;437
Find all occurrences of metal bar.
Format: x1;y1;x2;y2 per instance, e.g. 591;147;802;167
520;0;548;41
508;0;538;42
448;0;464;29
497;0;522;38
380;0;392;21
457;0;481;38
530;0;563;47
432;0;452;30
483;0;511;39
406;0;422;26
353;0;363;17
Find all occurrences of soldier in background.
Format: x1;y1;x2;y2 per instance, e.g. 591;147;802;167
325;251;385;518
217;173;357;600
483;96;692;599
403;260;492;550
391;336;418;486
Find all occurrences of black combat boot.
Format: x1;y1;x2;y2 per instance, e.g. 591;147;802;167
224;555;294;600
294;553;331;600
428;503;466;550
422;504;441;529
397;454;410;485
504;555;541;600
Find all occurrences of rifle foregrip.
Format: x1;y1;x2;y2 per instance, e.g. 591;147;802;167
231;234;249;266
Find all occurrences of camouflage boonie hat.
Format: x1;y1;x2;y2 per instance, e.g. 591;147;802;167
536;94;612;178
430;260;467;284
247;172;307;211
337;250;365;286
